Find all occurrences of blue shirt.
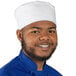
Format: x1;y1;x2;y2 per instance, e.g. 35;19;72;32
0;50;62;76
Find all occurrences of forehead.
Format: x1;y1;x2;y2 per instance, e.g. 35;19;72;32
23;21;56;30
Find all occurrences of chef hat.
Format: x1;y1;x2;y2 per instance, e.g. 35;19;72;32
15;1;56;29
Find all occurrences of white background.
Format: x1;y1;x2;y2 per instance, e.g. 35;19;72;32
0;0;76;75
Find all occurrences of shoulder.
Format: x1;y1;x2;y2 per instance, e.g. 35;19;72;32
0;56;30;76
0;57;24;76
0;68;9;76
0;56;20;70
45;64;62;76
0;57;18;75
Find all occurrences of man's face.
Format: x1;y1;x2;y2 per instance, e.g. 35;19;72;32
17;21;58;61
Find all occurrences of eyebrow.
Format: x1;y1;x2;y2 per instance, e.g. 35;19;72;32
31;27;41;29
48;27;56;29
31;26;56;30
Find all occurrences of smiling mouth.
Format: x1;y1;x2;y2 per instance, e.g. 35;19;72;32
35;43;53;49
37;44;50;51
39;45;49;48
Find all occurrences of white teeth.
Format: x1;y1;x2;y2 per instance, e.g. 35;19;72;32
39;45;49;48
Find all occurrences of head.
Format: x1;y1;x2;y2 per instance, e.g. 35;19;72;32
16;21;58;61
15;1;57;61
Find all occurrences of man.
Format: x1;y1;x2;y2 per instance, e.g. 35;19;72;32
0;1;62;76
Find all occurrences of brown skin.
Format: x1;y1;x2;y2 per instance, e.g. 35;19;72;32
16;21;58;71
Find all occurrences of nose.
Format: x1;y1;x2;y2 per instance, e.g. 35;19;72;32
39;35;50;41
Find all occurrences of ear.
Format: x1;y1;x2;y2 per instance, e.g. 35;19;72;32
16;30;22;42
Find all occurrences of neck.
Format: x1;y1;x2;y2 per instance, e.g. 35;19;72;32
33;59;45;71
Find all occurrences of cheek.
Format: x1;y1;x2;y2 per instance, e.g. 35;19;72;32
24;35;36;46
50;34;57;42
52;34;58;43
53;38;57;45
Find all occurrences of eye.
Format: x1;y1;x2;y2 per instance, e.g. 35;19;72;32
31;30;40;34
49;30;55;33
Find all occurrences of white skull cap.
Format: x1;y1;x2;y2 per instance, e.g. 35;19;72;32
15;1;56;29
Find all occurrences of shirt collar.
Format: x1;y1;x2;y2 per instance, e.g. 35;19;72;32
18;49;37;71
18;49;47;71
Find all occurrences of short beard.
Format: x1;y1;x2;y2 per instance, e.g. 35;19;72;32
21;39;57;61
